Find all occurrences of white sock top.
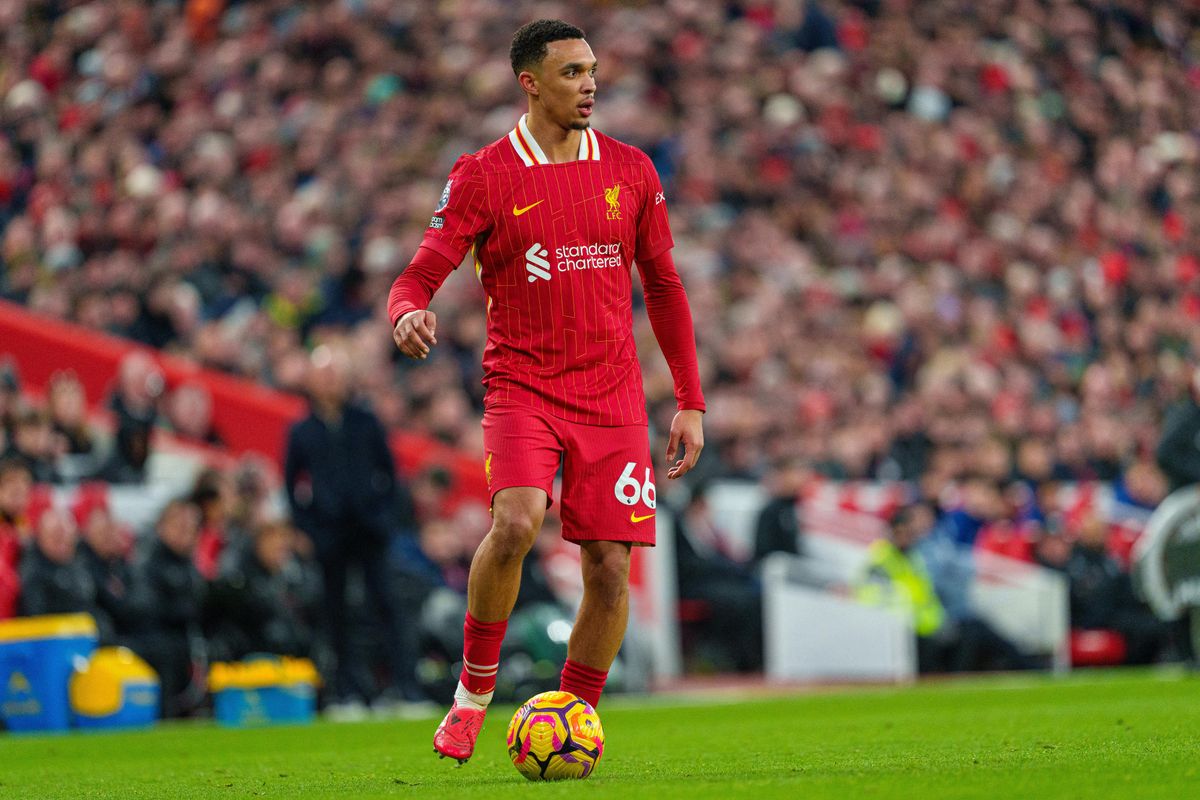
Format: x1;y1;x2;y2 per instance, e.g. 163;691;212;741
454;680;493;711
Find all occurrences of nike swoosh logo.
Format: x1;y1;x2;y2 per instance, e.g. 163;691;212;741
512;200;544;216
630;512;656;523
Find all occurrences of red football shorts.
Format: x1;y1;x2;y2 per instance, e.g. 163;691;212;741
481;405;658;546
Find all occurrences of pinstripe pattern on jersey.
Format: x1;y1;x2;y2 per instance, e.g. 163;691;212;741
425;123;674;427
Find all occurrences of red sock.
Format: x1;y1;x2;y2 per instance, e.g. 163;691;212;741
559;659;608;708
459;611;508;695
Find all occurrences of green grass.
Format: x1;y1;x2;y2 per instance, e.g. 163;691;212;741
1;670;1197;799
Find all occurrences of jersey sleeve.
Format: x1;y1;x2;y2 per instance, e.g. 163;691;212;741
635;153;674;262
637;249;706;412
420;154;492;265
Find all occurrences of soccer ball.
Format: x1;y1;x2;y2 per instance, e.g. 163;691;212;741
506;690;604;780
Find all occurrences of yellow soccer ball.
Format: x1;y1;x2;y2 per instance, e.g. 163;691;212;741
506;690;604;780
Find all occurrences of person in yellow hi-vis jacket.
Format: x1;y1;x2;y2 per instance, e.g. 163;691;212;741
857;503;1029;673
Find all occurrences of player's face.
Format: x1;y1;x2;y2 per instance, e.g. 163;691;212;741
533;38;597;130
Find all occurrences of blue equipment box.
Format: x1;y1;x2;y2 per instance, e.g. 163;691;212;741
209;657;318;727
0;614;98;733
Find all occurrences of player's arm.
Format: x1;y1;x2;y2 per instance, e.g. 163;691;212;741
637;248;706;479
634;154;705;479
389;154;491;359
388;247;457;359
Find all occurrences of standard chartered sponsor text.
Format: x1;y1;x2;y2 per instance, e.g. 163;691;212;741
555;242;622;271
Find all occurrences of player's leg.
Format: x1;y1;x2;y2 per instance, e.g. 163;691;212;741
465;486;547;622
557;421;656;708
456;486;547;704
434;407;560;763
434;486;547;762
560;539;632;707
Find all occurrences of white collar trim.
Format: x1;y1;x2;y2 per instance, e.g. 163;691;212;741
508;115;600;166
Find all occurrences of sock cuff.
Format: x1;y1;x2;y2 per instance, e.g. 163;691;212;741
464;611;508;642
563;658;608;681
455;681;493;710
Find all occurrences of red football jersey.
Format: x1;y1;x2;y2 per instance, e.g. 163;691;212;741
418;115;680;426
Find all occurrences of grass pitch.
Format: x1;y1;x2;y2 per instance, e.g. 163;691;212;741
1;669;1196;799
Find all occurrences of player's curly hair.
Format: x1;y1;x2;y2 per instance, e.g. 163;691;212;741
510;19;585;75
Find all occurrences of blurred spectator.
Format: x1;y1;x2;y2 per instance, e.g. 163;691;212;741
191;467;237;581
1156;367;1200;493
1032;530;1073;575
858;504;946;668
936;478;1006;549
4;407;60;484
1115;459;1169;511
674;484;763;672
397;517;468;600
165;381;224;447
879;401;934;482
207;519;318;663
409;466;457;526
752;458;808;562
46;370;95;455
74;488;141;646
95;416;153;484
0;458;32;619
109;352;162;432
1061;514;1177;665
0;360;21;439
96;347;161;488
18;506;97;619
859;504;1027;673
284;345;422;707
230;455;274;532
133;498;205;717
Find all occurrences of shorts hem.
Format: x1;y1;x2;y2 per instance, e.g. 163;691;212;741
561;530;656;547
488;481;555;509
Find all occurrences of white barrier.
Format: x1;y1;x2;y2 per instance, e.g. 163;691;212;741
706;481;1071;681
762;553;916;683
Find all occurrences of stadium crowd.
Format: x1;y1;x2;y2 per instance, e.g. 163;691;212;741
3;0;1200;689
0;350;583;715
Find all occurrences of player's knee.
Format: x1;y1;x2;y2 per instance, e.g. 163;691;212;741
582;548;630;610
487;512;539;561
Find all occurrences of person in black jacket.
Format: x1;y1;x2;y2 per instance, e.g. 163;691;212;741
208;519;317;662
284;345;422;708
18;507;97;619
1063;514;1176;665
132;498;205;717
4;408;60;485
95;418;152;485
752;458;809;563
75;495;141;646
673;484;762;672
1156;369;1200;492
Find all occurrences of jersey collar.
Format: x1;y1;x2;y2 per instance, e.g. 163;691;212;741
508;114;600;166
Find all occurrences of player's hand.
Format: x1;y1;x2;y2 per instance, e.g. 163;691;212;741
666;409;704;480
393;310;438;359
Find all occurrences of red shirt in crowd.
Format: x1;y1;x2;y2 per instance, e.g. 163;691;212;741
0;519;25;619
194;525;226;582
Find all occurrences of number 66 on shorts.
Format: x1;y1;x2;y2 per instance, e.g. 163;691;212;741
613;461;656;509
